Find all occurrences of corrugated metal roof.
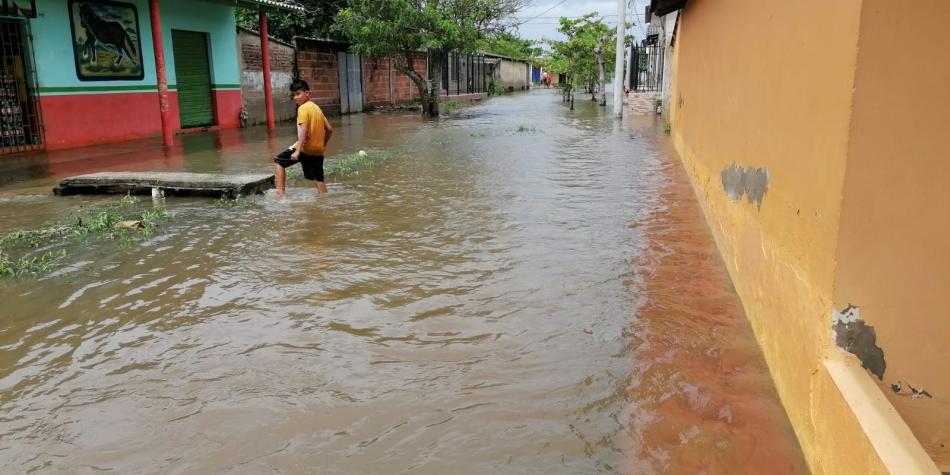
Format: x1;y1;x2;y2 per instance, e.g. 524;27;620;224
236;0;305;12
479;51;531;63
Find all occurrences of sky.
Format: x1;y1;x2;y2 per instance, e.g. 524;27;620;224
513;0;650;44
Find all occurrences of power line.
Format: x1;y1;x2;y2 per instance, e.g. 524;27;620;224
516;0;571;25
517;13;645;21
517;14;645;26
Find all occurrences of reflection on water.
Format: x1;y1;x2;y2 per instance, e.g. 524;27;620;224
0;91;805;473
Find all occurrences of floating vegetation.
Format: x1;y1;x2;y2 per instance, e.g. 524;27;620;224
214;195;256;208
282;150;393;182
470;132;487;138
505;125;537;135
284;166;305;180
0;195;170;279
0;249;67;278
326;150;392;178
663;123;672;135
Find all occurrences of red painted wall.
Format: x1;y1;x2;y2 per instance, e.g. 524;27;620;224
41;92;178;150
213;90;242;128
40;89;242;151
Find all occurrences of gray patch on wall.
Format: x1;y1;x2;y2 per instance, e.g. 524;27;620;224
890;381;934;399
720;163;769;208
832;304;886;380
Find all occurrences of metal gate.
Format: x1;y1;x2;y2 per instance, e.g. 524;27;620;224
172;30;214;128
0;18;43;155
434;52;489;96
337;52;363;114
629;45;664;92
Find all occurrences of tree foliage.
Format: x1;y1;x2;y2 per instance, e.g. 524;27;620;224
236;1;346;43
335;0;526;116
544;14;632;107
476;31;539;60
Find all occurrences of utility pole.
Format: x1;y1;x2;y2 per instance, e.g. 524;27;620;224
613;0;627;117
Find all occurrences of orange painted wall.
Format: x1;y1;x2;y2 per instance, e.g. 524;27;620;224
668;0;948;471
833;0;950;467
668;0;877;472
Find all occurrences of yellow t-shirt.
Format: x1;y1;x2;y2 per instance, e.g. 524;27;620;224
296;101;326;156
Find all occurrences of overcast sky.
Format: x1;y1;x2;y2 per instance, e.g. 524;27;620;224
513;0;649;44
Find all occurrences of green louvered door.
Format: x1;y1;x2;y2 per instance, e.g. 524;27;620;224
172;30;214;128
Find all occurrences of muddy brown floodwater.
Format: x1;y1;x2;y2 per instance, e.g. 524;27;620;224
0;90;807;474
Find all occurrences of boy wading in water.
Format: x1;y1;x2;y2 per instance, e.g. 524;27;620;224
274;79;333;195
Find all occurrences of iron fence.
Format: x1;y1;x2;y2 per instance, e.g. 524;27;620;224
629;45;664;92
0;18;43;155
430;52;489;96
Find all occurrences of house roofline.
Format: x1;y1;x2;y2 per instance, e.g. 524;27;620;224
234;0;305;12
237;26;295;48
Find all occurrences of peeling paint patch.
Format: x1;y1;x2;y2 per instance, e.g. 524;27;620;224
832;305;886;380
720;163;769;208
891;381;934;399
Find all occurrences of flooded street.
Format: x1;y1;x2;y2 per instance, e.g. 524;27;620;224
0;91;806;473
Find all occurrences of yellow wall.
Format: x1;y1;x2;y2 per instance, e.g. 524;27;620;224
834;0;950;466
668;0;945;472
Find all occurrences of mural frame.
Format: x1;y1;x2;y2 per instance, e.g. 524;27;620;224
67;0;145;81
0;0;37;18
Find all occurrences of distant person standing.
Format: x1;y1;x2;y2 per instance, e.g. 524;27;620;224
274;79;333;195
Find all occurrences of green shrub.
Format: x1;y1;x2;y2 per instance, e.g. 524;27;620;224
487;81;504;97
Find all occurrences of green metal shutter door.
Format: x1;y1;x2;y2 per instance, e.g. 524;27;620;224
172;30;214;128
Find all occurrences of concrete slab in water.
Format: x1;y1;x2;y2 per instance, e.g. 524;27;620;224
53;172;275;198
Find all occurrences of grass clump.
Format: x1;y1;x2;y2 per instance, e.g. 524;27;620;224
505;125;536;135
284;166;305;180
487;81;504;97
663;123;672;135
118;193;139;207
440;100;461;110
0;249;67;278
0;195;170;279
326;150;391;178
280;149;392;182
214;195;256;208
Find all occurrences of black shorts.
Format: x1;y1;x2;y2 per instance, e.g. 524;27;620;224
274;148;325;182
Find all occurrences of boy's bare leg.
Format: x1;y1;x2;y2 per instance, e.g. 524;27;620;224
313;180;328;194
275;164;286;196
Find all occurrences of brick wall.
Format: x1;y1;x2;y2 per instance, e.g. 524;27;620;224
297;40;427;114
238;28;297;125
361;56;426;107
361;56;392;107
296;39;345;116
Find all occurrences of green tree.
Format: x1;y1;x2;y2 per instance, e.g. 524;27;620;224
545;14;629;109
476;31;538;60
335;0;526;116
236;1;346;43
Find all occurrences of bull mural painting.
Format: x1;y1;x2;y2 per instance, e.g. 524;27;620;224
68;0;144;80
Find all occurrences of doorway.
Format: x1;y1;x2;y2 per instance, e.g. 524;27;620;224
172;30;214;128
0;19;43;155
